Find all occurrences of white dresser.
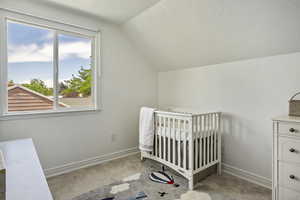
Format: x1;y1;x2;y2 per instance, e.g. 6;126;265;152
273;116;300;200
0;139;53;200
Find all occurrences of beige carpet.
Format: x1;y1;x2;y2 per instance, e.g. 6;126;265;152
47;154;271;200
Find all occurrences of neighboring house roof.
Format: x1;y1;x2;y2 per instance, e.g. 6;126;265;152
8;85;68;112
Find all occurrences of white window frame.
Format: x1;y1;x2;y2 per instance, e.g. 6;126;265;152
0;9;102;120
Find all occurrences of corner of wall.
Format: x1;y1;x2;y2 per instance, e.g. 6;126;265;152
117;24;159;107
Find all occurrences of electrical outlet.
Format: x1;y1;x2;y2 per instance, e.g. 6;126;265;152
111;134;117;143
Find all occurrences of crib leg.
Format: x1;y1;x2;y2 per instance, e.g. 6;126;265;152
140;151;146;161
188;172;194;190
188;177;194;190
217;162;222;175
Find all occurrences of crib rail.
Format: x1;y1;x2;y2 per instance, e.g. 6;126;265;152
154;110;192;117
153;111;221;172
192;112;221;173
153;113;191;173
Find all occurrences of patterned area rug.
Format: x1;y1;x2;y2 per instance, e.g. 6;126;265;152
71;160;189;200
71;159;271;200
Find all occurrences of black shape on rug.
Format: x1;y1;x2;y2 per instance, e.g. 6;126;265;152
127;191;147;200
158;192;167;197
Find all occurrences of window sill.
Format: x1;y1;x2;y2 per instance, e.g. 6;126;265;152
0;108;101;121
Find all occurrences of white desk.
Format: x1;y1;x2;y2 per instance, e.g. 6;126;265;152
0;139;53;200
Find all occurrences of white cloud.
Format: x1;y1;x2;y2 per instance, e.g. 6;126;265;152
59;42;91;60
18;79;53;88
8;41;91;63
42;79;53;88
8;43;52;63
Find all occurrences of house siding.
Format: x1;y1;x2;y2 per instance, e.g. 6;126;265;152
8;87;53;112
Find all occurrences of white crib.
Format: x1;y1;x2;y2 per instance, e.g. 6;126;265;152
141;110;222;190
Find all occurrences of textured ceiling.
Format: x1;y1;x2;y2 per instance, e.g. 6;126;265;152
123;0;300;71
39;0;161;24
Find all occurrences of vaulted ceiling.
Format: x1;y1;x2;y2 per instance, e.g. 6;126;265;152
123;0;300;71
22;0;300;71
38;0;161;24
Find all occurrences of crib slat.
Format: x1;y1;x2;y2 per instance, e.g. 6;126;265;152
208;114;210;163
210;114;213;163
158;116;161;158
218;113;221;161
198;115;203;168
159;116;162;159
188;118;193;172
177;119;181;167
203;115;205;166
163;117;167;160
183;120;187;169
211;114;214;161
194;117;198;170
214;114;217;161
157;116;160;157
197;116;201;169
172;118;176;164
208;114;211;164
204;115;207;166
155;115;159;157
155;116;158;157
207;114;209;164
217;113;222;175
198;116;201;169
208;114;211;163
199;116;203;168
154;116;157;157
168;117;171;162
201;116;204;168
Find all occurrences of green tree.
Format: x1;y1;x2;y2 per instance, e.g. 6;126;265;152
22;79;53;96
59;82;68;94
61;67;91;97
8;80;14;87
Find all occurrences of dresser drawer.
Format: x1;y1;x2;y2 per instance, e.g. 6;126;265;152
279;162;300;192
279;187;300;200
279;137;300;164
279;122;300;137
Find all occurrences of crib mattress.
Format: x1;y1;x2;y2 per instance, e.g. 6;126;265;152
156;128;215;141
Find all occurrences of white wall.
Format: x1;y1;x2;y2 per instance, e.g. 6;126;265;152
0;0;157;171
158;52;300;180
1;0;299;184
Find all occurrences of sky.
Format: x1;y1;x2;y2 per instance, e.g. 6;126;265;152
7;21;92;88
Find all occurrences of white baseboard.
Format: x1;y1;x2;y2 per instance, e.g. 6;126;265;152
222;163;272;189
44;149;272;190
44;147;139;178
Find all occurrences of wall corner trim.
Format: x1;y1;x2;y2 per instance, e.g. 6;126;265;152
222;163;272;189
44;147;139;178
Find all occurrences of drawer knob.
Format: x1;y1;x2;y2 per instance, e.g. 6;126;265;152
289;128;296;133
289;148;296;153
290;175;296;180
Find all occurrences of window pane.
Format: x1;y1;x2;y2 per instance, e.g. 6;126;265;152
58;34;93;109
7;21;54;112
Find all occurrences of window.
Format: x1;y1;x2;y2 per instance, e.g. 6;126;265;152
0;11;100;117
